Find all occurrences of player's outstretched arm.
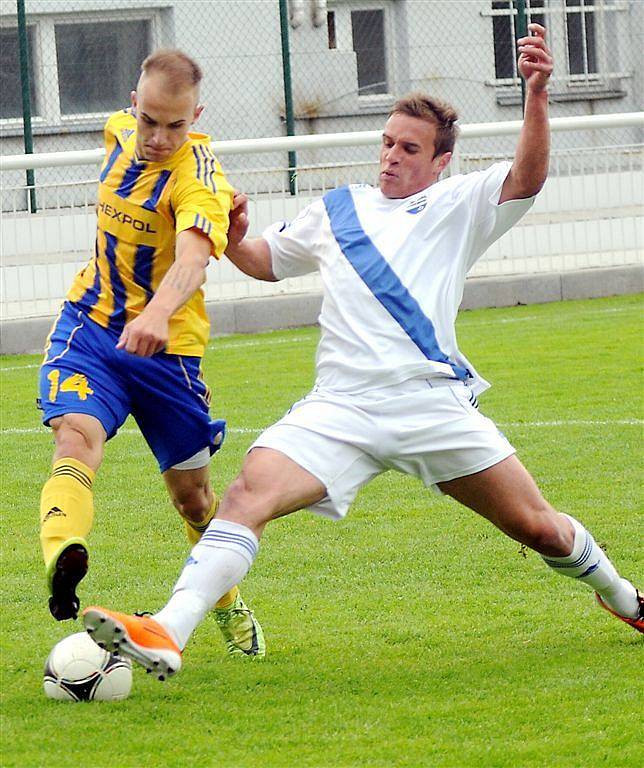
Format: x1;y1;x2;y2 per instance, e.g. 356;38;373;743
225;191;277;282
116;228;210;356
499;23;553;204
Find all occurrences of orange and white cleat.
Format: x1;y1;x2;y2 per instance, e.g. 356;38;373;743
595;591;644;634
82;606;182;680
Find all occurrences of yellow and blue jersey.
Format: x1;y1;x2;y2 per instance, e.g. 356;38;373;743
67;109;233;356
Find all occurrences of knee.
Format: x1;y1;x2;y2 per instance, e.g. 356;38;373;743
51;415;104;468
222;474;253;517
171;484;212;525
220;473;271;527
520;509;574;557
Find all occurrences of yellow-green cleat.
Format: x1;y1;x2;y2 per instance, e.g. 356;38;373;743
214;594;265;657
46;539;89;621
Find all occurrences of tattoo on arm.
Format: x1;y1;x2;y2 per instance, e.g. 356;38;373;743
166;262;193;295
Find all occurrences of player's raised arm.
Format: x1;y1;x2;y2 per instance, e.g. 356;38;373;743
499;23;553;204
116;228;211;356
225;191;277;282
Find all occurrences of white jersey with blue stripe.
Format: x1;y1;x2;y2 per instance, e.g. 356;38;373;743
263;161;533;396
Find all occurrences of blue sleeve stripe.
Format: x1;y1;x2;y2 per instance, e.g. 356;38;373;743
203;147;218;192
142;169;172;212
197;145;217;193
99;143;123;182
197;146;208;187
192;146;203;185
115;160;146;199
323;187;469;380
191;212;212;237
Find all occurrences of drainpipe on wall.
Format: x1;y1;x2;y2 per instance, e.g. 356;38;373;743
289;0;305;28
312;0;327;27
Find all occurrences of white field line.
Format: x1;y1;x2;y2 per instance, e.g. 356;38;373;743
2;419;642;437
0;363;40;372
1;303;640;373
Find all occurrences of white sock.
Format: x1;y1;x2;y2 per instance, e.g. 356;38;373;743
154;519;259;649
541;514;638;618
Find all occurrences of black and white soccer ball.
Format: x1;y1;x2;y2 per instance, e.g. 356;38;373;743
43;631;132;702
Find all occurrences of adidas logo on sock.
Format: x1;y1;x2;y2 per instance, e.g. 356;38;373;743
44;506;66;521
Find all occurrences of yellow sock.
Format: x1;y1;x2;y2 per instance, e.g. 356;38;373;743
182;495;239;609
40;458;95;571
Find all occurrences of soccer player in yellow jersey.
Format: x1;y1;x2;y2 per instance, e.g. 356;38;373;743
37;49;265;656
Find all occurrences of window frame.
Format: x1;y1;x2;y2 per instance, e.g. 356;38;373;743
0;8;161;132
483;0;630;98
0;23;38;120
327;0;396;107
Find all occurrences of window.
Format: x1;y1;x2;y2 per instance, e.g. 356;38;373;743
0;26;37;119
55;21;150;116
1;11;158;128
351;9;387;95
327;10;337;49
565;0;597;75
492;1;516;80
326;2;394;101
486;0;626;95
491;0;548;82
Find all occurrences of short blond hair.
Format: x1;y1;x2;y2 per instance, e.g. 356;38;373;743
140;49;202;93
390;93;459;157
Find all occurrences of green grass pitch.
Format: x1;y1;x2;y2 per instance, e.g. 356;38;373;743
0;294;642;767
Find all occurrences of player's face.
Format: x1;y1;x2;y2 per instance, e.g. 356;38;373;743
131;73;203;163
379;113;452;199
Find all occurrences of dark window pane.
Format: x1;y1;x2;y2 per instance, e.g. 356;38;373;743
327;11;337;49
492;1;515;79
55;20;150;115
528;0;545;29
566;0;584;73
351;10;387;95
566;0;598;74
585;8;597;72
0;27;37;119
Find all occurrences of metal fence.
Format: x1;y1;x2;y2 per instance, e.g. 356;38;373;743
2;0;643;204
2;114;642;321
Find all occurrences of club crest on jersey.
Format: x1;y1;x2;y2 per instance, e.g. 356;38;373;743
405;195;427;214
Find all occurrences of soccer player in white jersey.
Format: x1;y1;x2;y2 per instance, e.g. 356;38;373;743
82;25;642;678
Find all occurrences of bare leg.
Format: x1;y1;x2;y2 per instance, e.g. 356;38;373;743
154;447;327;648
439;455;640;619
438;454;573;556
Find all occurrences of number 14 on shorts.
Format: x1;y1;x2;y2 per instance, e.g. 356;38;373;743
47;370;94;402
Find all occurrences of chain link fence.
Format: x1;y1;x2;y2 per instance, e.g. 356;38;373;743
1;0;643;208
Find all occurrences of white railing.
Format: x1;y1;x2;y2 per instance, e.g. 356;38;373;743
1;113;643;321
2;112;642;171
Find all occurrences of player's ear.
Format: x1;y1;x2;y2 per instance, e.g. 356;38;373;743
193;104;204;123
437;152;452;174
130;90;138;113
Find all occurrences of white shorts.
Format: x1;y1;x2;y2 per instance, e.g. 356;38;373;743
250;379;514;519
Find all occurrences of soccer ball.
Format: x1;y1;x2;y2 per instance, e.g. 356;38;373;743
43;631;132;702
